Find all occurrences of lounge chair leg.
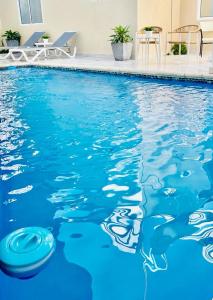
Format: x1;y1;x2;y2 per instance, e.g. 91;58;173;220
9;51;23;61
57;48;76;58
22;51;31;62
0;52;11;60
17;50;30;62
9;50;29;62
30;48;45;62
73;46;77;57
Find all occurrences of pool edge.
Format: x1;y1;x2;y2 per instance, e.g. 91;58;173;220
1;63;213;84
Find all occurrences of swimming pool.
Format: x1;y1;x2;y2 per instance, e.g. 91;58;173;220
0;67;212;300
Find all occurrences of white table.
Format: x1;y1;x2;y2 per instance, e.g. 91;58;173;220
136;34;161;63
35;42;53;57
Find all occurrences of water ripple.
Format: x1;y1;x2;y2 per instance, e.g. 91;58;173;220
0;69;213;299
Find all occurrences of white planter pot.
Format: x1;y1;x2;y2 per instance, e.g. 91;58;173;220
145;31;153;38
43;38;49;44
111;42;133;61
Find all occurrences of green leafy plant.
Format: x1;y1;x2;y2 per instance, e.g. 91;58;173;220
0;49;9;54
171;43;187;55
110;25;133;44
42;33;50;39
2;30;21;41
144;26;153;31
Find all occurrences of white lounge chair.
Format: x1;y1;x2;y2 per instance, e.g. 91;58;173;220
0;32;45;61
5;32;77;62
31;32;77;62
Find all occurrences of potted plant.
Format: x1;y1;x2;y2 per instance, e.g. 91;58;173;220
42;33;50;44
110;25;133;61
144;26;154;38
171;43;187;55
2;30;21;47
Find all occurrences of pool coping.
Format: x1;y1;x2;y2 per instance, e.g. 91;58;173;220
1;62;213;83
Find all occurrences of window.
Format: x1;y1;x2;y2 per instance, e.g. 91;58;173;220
18;0;43;24
198;0;213;20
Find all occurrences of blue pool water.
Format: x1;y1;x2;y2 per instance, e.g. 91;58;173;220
0;67;212;300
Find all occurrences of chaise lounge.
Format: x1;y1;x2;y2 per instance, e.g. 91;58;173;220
31;32;77;62
4;32;77;62
0;31;45;61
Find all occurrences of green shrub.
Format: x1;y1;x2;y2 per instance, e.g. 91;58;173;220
144;26;153;31
171;43;187;55
42;33;50;39
0;49;9;54
110;25;133;44
2;30;21;42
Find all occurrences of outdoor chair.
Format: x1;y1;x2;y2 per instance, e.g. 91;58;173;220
165;25;200;56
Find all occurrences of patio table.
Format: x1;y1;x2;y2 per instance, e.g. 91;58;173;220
35;42;53;57
135;33;161;64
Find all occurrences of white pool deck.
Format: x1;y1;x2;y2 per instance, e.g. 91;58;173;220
1;54;213;82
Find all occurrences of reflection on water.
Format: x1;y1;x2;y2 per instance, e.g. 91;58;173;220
98;81;213;275
1;68;213;300
136;82;213;273
101;206;213;271
101;205;143;253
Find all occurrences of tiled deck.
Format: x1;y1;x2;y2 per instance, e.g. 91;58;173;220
1;54;213;82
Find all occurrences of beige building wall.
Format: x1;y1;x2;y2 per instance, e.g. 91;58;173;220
0;13;2;38
180;0;198;26
0;0;137;55
0;0;212;56
138;0;181;31
181;0;213;24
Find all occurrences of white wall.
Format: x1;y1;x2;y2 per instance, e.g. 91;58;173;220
0;0;137;55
